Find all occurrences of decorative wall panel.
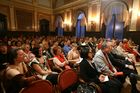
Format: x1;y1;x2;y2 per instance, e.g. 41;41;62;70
38;0;51;8
15;9;34;31
56;0;64;8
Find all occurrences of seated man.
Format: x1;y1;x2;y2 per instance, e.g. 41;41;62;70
80;47;122;93
93;40;139;93
116;41;137;63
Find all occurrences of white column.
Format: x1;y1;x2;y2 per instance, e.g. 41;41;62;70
96;4;101;32
88;5;93;31
130;0;140;31
34;10;38;32
51;15;54;31
69;10;72;31
9;5;16;31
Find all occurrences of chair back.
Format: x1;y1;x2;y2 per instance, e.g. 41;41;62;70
48;60;63;73
20;80;53;93
58;69;78;91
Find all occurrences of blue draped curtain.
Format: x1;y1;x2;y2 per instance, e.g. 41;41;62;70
76;20;81;38
106;7;124;40
76;13;86;38
57;27;63;36
56;16;64;36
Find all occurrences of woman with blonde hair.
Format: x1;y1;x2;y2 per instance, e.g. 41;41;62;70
67;43;81;68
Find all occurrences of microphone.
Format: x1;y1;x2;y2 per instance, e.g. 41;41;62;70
130;73;140;81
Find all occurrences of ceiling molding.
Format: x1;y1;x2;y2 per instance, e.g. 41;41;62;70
53;0;100;14
54;0;87;11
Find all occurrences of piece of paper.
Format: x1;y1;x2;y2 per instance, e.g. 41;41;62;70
103;76;109;82
76;58;83;63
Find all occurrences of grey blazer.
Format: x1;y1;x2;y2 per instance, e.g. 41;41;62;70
92;50;117;76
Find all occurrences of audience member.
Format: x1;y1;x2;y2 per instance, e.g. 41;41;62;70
80;47;122;93
29;46;58;85
3;48;39;93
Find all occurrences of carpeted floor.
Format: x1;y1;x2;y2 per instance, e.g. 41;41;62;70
136;62;140;92
121;62;140;93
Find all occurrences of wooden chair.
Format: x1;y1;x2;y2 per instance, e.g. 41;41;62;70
20;80;53;93
57;69;78;92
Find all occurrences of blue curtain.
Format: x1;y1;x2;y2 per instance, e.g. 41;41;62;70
114;22;124;40
76;20;81;38
106;15;115;39
106;6;124;40
76;13;86;38
56;16;63;36
81;26;85;38
76;20;86;38
58;27;63;36
106;15;124;40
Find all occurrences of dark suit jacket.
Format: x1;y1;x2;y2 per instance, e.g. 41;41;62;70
111;51;125;60
108;53;125;70
108;52;135;72
79;58;100;84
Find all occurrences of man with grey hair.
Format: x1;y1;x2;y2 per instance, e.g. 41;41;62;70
93;40;139;93
93;40;117;76
93;40;122;93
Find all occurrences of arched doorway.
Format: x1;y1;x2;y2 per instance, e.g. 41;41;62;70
0;13;7;38
55;16;64;36
39;19;49;35
76;12;86;38
102;1;129;40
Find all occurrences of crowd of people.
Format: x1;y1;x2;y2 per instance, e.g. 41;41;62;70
0;35;140;93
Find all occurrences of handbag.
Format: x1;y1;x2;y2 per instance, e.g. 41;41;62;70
77;83;98;93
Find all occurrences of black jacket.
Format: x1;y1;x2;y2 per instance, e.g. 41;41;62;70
79;58;100;84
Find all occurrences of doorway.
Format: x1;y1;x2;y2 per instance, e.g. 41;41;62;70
0;13;7;38
39;19;49;35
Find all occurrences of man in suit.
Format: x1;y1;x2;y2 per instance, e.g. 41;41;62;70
93;40;139;93
93;41;117;76
108;40;139;93
79;47;122;93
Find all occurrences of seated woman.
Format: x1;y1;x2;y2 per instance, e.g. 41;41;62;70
3;48;39;93
22;43;35;63
67;43;81;68
116;41;137;63
122;39;140;58
79;47;122;93
29;46;58;85
53;46;70;71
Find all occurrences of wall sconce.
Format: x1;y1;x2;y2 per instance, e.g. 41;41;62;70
89;15;100;24
89;17;96;31
138;12;140;16
129;8;132;13
90;20;96;31
63;21;72;31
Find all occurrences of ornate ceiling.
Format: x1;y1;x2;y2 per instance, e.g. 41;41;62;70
52;0;79;8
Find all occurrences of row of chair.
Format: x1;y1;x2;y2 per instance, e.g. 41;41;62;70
20;69;78;93
20;69;102;93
